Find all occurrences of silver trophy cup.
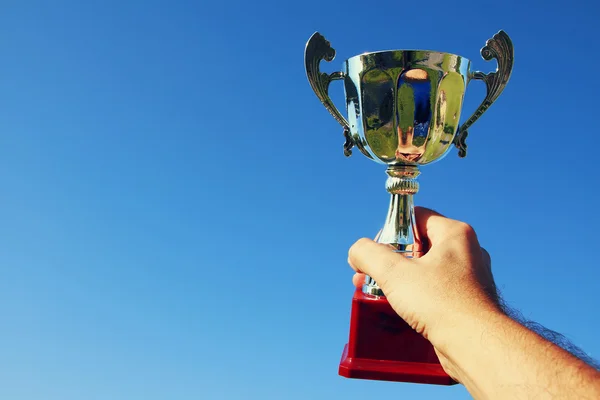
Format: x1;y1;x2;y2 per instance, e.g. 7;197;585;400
305;31;513;296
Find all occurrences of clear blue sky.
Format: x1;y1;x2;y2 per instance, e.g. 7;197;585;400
1;0;599;399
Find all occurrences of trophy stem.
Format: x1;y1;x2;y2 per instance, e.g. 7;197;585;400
363;165;423;297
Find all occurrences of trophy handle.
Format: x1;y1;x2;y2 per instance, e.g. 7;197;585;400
454;30;514;158
305;32;354;157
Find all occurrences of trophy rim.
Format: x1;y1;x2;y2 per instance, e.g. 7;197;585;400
346;49;470;64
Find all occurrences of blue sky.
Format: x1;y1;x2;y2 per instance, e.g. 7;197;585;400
1;0;599;398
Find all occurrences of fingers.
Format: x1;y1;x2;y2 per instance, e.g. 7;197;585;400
352;273;365;288
481;247;491;269
348;238;411;284
414;206;452;245
480;247;495;284
479;246;498;301
414;206;479;249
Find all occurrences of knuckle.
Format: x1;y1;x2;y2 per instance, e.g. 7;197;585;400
481;247;491;263
348;237;373;259
458;221;476;235
451;221;477;241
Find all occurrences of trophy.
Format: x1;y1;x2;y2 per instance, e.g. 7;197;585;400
304;31;513;384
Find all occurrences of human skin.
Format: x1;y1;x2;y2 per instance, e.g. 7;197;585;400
348;207;600;399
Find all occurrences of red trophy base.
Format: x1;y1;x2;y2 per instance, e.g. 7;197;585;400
339;288;456;385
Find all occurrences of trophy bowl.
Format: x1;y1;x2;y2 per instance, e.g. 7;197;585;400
343;48;470;165
305;32;513;165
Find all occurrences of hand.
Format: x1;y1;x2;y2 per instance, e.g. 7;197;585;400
348;206;501;379
349;207;600;398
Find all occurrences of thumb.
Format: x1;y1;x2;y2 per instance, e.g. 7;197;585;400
348;238;412;290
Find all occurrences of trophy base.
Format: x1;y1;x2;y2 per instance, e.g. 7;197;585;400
338;289;456;385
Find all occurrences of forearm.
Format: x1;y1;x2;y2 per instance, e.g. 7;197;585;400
501;301;600;371
434;308;600;399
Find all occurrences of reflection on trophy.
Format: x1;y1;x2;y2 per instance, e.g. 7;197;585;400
304;31;514;384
